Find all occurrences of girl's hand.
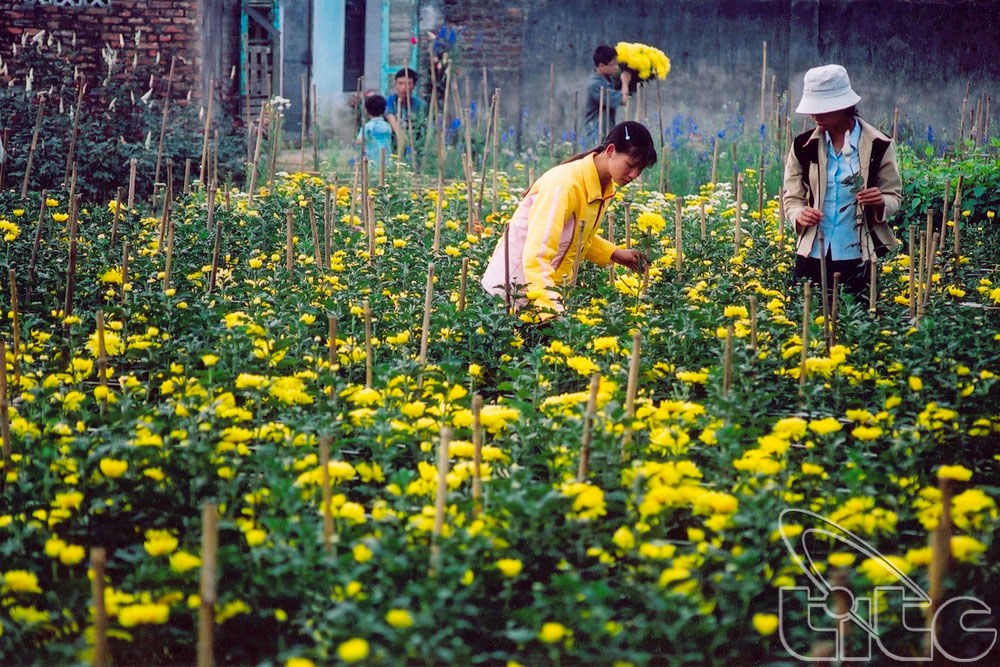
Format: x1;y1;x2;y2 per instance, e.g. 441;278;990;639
611;249;648;274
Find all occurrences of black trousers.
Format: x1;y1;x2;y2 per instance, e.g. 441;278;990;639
793;252;869;299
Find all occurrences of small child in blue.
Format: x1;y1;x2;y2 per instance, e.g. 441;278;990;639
357;94;393;167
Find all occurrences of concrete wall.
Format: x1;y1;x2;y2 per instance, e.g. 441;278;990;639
439;0;1000;148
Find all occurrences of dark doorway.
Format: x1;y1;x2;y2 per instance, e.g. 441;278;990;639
343;0;365;91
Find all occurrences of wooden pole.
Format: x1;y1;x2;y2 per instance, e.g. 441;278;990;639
154;57;176;187
91;547;108;667
908;226;916;319
927;475;954;652
121;241;130;306
65;80;86;186
197;503;218;667
300;72;308;172
308;201;321;267
798;282;811;398
0;341;10;494
162;181;176;292
363;298;373;388
418;263;435;370
830;272;840;346
476;92;498;218
722;323;735;397
621;331;641;457
208;186;224;294
491;88;499;217
20;96;45;200
471;394;483;516
7;270;19;387
548;62;555;158
199;77;215;185
958;81;970;144
817;231;830;351
916;231;926;321
624;203;632;249
327;316;338;367
576;373;601;482
710;138;719;184
430;426;452;572
868;257;877;313
749;295;758;353
26;190;47;301
674;198;683;274
952;176;964;264
759;41;767;126
734;173;743;253
127;158;137;210
458;257;469;312
430;175;444;256
324;181;335;269
777;186;786;246
247;104;266;205
892;107;899;141
63;195;80;318
285;208;295;272
607;211;615;286
96;310;108;414
656;78;666;192
699;201;706;240
319;436;333;551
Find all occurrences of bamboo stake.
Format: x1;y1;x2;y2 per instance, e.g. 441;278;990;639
798;282;811;398
699;201;706;240
458;257;469;312
941;179;951;248
952;175;964;264
831;272;840;346
319;436;333;551
430;426;452;572
607;211;615;286
491;88;499;217
778;186;785;246
366;194;376;262
183;158;192;195
710;138;719;184
96;310;108;414
26;191;48;299
1;341;10;494
927;475;954;652
548;62;555;157
197;503;218;667
759;41;767;126
127;158;137;209
656;78;666;191
0;129;8;191
892;107;899;141
64;195;80;318
598;86;605;143
121;241;130;306
503;219;511;314
756;142;765;221
267;111;282;188
916;231;926;321
576;373;601;482
462;152;476;233
428;173;443;254
674;198;683;274
818;231;830;350
624;203;632;249
154;57;176;187
722;324;734;397
208;186;224;294
958;81;970;144
199;77;215;185
285;208;294;272
327;315;338;367
363;298;373;388
8;269;20;387
734;173;744;253
908;226;916;319
91;547;108;667
324;181;335;269
868;257;877;313
749;295;758;353
108;186;124;247
300;73;308;172
65;79;86;185
418;263;435;371
308;201;321;267
162;184;176;292
422;50;438;174
247;104;266;205
924;232;939;310
621;331;641;458
480;66;488;134
471;394;483;516
312;83;320;170
476;93;498;218
347;162;359;229
20;96;45;200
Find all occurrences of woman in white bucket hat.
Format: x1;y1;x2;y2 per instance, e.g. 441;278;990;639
782;64;901;298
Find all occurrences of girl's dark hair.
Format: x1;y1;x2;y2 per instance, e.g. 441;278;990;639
565;121;658;167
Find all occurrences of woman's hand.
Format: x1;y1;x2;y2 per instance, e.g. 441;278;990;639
796;207;823;227
857;187;885;208
611;248;648;274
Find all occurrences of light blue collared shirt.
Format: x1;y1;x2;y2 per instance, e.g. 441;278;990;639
811;120;862;260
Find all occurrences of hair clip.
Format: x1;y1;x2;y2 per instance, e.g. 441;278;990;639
624;125;631;141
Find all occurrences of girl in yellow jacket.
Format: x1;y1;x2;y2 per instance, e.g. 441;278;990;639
480;121;656;319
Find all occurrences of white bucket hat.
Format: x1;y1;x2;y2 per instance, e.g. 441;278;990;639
795;64;861;114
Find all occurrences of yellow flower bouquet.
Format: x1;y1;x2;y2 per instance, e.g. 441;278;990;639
615;41;671;89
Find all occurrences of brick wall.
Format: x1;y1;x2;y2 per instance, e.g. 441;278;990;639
0;0;202;100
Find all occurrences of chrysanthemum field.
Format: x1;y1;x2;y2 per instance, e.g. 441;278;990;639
1;157;998;665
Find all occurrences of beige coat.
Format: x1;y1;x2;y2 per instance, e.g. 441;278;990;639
782;117;902;261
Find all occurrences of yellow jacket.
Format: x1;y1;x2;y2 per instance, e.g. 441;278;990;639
480;152;618;315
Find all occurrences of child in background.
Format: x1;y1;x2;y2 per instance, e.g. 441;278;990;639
357;94;394;168
480;121;656;321
584;45;631;141
385;67;427;155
